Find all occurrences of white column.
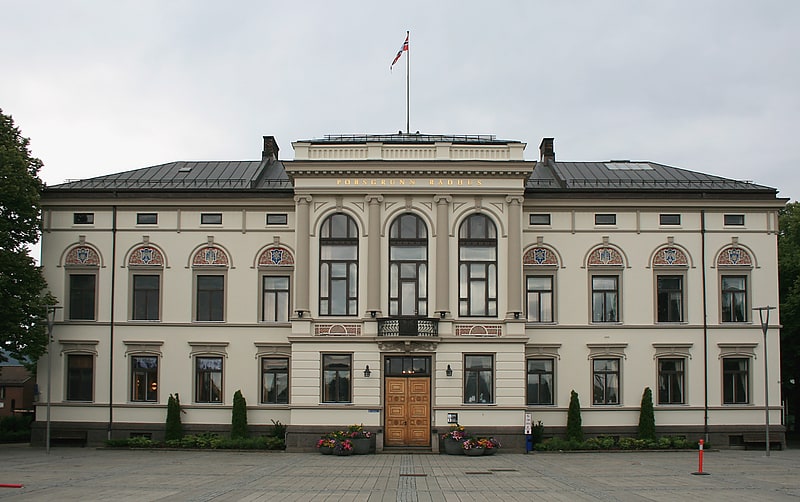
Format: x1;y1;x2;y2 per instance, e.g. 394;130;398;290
506;195;524;318
434;195;451;316
294;195;312;317
366;195;383;315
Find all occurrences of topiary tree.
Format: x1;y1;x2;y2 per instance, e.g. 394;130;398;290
637;387;656;441
231;389;248;439
566;390;583;442
165;393;183;442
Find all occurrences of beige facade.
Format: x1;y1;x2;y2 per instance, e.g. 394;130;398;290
33;135;786;450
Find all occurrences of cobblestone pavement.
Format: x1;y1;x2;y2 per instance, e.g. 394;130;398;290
1;444;799;501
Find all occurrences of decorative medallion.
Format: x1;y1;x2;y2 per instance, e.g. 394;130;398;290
192;246;229;267
65;246;100;266
258;246;295;267
523;247;558;266
652;247;688;267
717;246;752;266
128;246;164;266
587;246;624;267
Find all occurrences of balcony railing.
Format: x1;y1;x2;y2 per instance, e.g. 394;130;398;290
377;317;439;337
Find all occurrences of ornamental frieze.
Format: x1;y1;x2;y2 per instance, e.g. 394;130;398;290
192;246;229;267
652;247;688;267
523;247;558;266
64;246;100;266
314;324;362;336
717;246;752;266
587;246;624;267
258;246;295;267
128;246;165;267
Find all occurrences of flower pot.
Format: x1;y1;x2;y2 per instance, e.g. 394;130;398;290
334;448;352;456
351;437;371;455
464;446;485;456
320;447;333;455
483;447;497;455
443;438;465;455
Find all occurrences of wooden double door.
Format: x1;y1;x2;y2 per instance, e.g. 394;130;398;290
384;376;431;447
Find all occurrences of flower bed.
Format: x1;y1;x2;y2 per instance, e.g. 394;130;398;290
316;424;374;455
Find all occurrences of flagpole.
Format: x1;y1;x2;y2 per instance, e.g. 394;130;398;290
406;30;410;134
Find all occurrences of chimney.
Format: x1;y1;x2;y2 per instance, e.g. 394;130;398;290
539;138;555;163
262;136;280;161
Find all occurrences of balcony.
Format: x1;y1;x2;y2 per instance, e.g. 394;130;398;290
377;317;439;337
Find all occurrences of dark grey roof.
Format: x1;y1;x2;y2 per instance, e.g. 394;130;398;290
527;160;777;195
42;136;777;198
47;159;292;192
299;133;521;145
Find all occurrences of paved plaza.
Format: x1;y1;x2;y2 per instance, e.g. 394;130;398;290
1;444;799;501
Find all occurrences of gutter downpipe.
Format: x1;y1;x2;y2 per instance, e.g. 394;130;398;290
701;209;709;443
108;204;117;440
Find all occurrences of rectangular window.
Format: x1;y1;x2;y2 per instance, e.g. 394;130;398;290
658;358;685;404
261;357;289;404
529;213;551;225
592;275;619;322
136;213;158;225
262;276;290;322
659;214;681;225
526;276;553;322
322;354;351;403
721;275;747;322
132;275;160;320
73;213;94;224
66;354;93;401
724;214;745;226
723;358;749;404
657;275;683;322
201;213;222;225
594;213;616;225
592;358;620;405
195;356;223;403
196;275;224;321
527;358;554;405
266;213;288;225
69;274;96;320
131;356;158;402
464;354;493;404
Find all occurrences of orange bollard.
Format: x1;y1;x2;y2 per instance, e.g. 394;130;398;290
691;439;710;475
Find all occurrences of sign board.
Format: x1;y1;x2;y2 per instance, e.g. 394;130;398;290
524;413;532;434
447;413;459;424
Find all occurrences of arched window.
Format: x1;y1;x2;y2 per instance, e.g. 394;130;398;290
389;213;428;317
458;214;497;317
319;213;359;316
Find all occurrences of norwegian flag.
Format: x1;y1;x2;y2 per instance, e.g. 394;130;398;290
391;33;409;68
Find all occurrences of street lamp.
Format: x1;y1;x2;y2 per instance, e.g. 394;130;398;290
45;305;61;455
753;305;776;457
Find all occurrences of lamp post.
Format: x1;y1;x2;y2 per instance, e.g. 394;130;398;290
44;305;61;455
753;305;775;457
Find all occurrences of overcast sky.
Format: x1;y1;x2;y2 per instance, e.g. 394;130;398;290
3;1;799;201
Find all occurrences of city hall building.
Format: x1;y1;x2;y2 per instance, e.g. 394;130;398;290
33;133;786;451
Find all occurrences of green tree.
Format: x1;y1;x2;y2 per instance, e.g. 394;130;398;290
165;393;183;441
566;390;583;442
0;109;54;368
779;202;800;434
230;389;248;439
637;387;656;441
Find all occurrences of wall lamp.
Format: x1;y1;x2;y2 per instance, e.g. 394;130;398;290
446;364;453;377
438;311;447;319
296;310;304;318
369;310;378;318
364;365;371;378
514;311;521;319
